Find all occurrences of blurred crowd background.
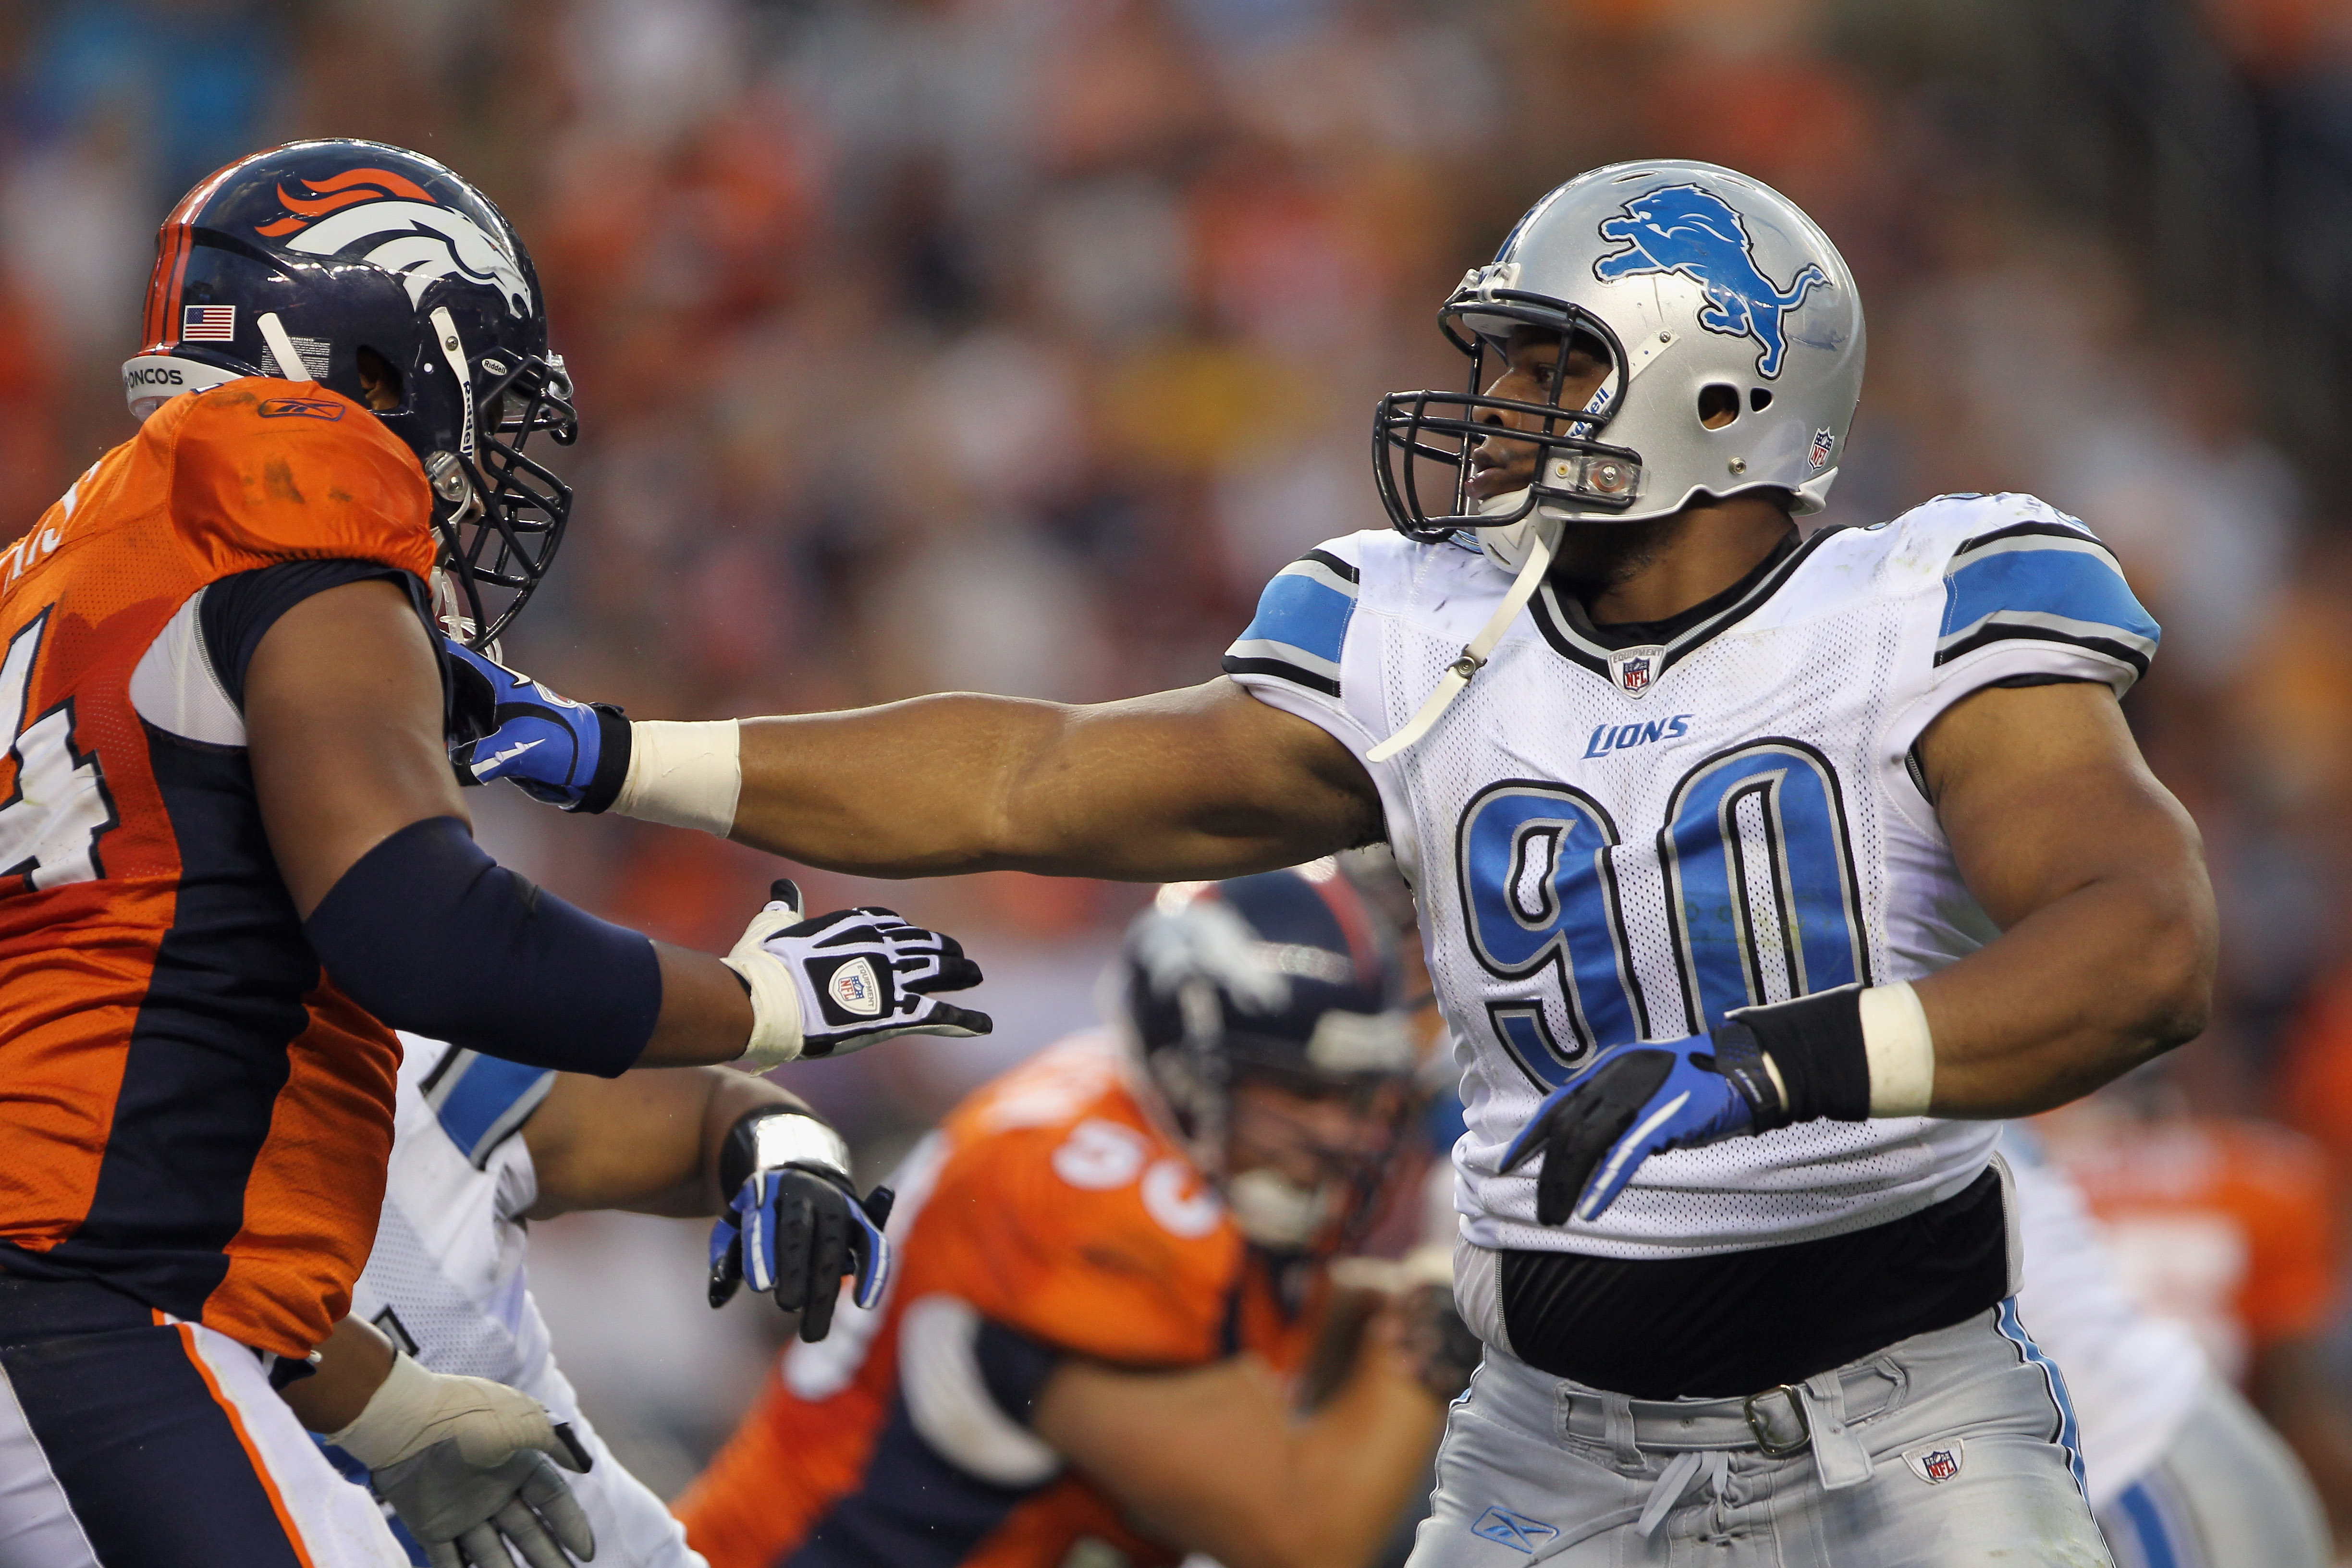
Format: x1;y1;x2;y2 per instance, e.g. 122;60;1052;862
11;0;2352;1531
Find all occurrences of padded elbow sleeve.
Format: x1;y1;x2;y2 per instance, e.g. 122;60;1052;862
304;816;660;1076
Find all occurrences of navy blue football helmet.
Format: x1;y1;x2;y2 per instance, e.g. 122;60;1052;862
124;140;576;645
1123;862;1421;1252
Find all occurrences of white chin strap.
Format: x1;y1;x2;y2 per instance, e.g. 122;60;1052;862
1366;502;1557;764
1225;1168;1334;1250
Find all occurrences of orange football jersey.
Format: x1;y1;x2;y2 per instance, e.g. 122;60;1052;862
0;377;436;1358
678;1034;1328;1568
2038;1107;2339;1384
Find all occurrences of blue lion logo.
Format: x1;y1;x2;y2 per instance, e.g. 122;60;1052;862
1592;184;1827;378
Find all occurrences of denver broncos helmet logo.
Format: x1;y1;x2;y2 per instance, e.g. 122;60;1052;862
1592;184;1827;378
255;168;532;320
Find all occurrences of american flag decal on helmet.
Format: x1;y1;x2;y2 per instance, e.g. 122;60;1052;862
182;305;236;341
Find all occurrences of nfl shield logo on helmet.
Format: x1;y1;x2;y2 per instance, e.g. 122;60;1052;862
1608;645;1664;697
1810;427;1836;469
1903;1440;1964;1484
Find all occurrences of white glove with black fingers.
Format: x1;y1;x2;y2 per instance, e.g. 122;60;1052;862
326;1351;595;1568
723;880;991;1068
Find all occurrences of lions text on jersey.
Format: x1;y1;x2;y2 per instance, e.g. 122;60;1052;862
1225;492;2159;1260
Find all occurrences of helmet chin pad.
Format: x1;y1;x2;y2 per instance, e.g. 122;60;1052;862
1225;1167;1335;1250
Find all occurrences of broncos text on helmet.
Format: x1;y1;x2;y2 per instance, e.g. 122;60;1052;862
123;139;578;644
1121;861;1422;1253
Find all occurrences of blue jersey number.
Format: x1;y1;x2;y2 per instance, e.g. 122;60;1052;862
1456;739;1869;1090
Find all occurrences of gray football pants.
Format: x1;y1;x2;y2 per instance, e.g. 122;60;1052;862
2096;1373;2329;1568
1405;1301;2112;1567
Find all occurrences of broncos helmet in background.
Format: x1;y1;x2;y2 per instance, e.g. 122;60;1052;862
1122;862;1422;1253
1374;159;1865;576
123;140;577;645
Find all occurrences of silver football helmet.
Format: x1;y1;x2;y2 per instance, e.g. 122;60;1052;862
1362;162;1865;763
1373;159;1865;567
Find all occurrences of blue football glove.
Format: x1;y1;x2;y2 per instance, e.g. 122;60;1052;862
443;638;628;811
709;1164;895;1343
1500;1024;1787;1225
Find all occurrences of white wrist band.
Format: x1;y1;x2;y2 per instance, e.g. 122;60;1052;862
615;720;742;836
1860;981;1935;1116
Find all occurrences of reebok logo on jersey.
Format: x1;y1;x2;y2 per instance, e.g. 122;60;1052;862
1583;714;1691;759
257;397;346;421
1470;1506;1559;1553
828;957;883;1017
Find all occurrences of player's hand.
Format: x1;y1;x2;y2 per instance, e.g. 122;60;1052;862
1395;1281;1482;1402
329;1351;597;1568
724;880;991;1068
443;637;628;812
709;1165;895;1343
1500;1025;1785;1225
372;1441;596;1568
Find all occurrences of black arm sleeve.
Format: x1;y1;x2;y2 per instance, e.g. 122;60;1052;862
200;559;434;710
303;816;662;1077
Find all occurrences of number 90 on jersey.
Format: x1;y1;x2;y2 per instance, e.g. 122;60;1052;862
1455;740;1873;1091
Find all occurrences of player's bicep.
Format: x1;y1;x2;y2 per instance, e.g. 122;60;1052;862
1031;1352;1299;1562
247;576;466;916
1914;680;2204;927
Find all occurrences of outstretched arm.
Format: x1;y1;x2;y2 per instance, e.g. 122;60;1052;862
1909;678;2216;1114
729;680;1382;880
520;1066;804;1218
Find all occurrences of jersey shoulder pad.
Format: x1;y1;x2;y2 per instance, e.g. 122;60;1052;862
162;379;438;579
1222;533;1375;701
926;1044;1239;1365
1882;492;2160;689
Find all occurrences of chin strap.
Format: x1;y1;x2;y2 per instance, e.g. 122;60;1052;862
1366;524;1555;763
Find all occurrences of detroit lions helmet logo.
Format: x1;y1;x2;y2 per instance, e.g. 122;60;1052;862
255;168;534;320
1592;184;1827;378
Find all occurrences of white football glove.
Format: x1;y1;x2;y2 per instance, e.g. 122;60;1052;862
327;1351;595;1568
723;880;991;1068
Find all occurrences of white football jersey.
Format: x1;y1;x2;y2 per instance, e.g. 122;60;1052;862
2003;1125;2206;1509
349;1037;706;1568
1225;493;2159;1259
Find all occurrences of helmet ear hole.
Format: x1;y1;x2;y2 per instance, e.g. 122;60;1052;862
1750;387;1774;412
1697;383;1740;429
354;346;403;410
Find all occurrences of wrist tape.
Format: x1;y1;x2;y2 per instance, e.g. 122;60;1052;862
614;720;741;836
1726;981;1935;1122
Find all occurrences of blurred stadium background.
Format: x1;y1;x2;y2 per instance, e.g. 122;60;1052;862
11;0;2352;1530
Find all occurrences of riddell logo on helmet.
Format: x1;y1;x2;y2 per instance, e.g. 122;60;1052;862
256;168;534;319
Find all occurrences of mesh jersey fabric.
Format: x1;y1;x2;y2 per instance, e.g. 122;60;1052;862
0;377;435;1356
677;1032;1326;1568
345;1035;705;1568
1224;492;2161;1260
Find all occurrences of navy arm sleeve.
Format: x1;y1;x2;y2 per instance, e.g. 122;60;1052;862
303;816;661;1076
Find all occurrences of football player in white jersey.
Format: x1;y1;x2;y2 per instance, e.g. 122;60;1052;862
461;160;2215;1564
2002;1126;2330;1568
339;914;895;1568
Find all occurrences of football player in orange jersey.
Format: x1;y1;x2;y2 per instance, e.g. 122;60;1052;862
0;140;987;1568
678;863;1472;1568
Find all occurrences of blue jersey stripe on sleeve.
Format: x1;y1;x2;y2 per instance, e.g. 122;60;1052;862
425;1049;556;1168
1936;530;2159;674
1224;550;1359;699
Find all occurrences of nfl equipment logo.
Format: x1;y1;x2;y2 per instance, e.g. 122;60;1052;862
1904;1440;1964;1484
1608;645;1664;697
828;957;883;1017
1809;427;1836;469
